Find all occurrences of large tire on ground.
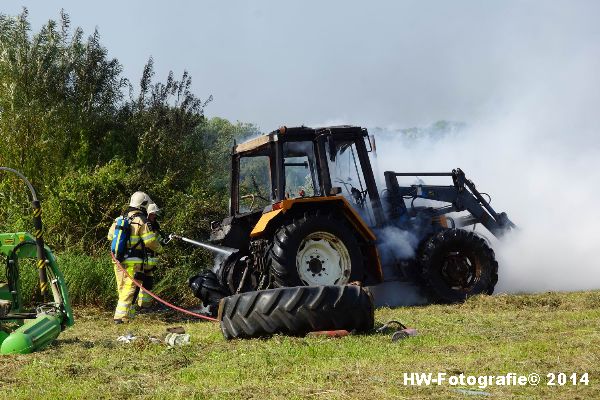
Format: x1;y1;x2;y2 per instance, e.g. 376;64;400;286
218;285;374;339
419;229;498;303
269;210;365;287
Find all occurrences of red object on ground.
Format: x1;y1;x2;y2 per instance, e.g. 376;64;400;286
306;330;351;338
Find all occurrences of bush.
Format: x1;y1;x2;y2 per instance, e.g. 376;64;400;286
42;159;138;252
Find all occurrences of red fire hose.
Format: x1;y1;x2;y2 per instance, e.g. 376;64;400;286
110;251;218;322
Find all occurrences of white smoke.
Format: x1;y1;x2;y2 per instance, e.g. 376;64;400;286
305;11;600;294
310;99;600;296
308;8;600;295
375;226;419;263
371;73;600;293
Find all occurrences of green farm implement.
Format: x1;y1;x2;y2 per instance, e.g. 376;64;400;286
0;167;73;354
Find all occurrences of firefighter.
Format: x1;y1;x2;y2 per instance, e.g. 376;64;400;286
138;202;163;310
107;192;163;323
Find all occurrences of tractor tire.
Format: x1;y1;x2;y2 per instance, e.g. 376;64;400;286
217;252;258;294
419;229;498;303
218;285;374;339
268;210;365;287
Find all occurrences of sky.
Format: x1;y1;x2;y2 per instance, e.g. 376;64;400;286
3;1;600;294
3;1;598;131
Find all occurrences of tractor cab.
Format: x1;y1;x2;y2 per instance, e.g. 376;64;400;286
229;126;385;226
208;126;387;296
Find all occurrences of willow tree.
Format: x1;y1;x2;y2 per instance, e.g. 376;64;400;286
0;9;125;186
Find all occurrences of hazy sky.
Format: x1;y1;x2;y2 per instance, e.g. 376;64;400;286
3;1;599;131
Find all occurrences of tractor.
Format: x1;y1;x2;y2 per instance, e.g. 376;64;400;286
190;125;515;312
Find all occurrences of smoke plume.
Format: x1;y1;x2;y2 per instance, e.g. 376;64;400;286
371;75;600;294
312;5;600;294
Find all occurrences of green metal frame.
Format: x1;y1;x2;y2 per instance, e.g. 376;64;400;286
0;232;74;327
0;167;74;353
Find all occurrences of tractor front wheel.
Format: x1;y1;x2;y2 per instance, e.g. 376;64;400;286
419;229;498;303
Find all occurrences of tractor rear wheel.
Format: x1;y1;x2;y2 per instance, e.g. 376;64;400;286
268;210;365;287
218;252;259;294
419;229;498;303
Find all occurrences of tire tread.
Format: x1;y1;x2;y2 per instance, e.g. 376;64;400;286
219;285;374;339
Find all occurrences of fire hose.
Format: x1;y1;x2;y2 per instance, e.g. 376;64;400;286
110;251;218;322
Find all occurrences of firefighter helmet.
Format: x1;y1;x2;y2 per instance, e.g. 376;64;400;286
129;191;151;211
147;203;160;215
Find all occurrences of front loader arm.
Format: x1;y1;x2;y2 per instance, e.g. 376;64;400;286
384;169;516;238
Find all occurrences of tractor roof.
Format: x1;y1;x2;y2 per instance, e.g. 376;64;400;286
233;125;367;154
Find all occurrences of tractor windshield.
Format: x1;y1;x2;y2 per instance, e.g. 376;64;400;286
327;139;376;225
283;141;320;199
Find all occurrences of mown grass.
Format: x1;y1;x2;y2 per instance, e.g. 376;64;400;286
1;291;599;399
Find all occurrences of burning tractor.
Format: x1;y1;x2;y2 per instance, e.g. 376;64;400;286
189;125;515;314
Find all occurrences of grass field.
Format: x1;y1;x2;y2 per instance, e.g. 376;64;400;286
1;291;599;399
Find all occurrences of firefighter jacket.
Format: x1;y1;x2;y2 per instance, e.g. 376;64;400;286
107;210;163;269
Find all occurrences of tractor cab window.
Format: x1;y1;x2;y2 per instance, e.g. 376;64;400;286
238;155;272;214
283;141;321;199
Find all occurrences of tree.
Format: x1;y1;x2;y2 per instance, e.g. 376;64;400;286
0;9;125;183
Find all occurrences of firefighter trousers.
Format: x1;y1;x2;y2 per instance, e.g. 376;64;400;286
113;261;144;320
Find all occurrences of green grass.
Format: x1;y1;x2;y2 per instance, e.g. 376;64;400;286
1;291;599;399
